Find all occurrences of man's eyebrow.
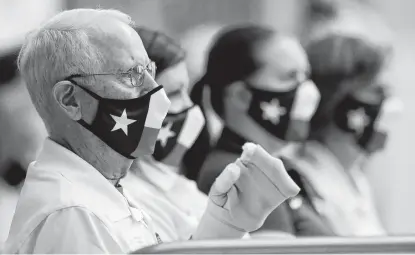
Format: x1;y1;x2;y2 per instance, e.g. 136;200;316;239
118;59;152;73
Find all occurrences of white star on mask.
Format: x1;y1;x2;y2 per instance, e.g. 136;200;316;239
260;99;287;125
347;108;370;136
157;122;176;147
110;109;137;136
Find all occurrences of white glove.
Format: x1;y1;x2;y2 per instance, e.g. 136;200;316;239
193;143;300;239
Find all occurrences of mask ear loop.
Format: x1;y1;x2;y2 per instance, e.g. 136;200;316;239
63;78;102;132
66;78;103;101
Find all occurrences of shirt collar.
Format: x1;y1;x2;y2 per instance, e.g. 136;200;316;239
34;138;132;221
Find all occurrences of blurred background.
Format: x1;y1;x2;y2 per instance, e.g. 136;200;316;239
1;0;415;237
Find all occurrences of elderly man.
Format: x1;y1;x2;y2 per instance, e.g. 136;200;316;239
4;9;299;254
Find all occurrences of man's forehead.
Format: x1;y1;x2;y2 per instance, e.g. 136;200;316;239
91;20;149;71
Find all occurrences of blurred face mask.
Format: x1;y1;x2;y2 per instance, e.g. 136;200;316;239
246;80;320;141
73;83;171;159
333;95;403;154
152;105;206;167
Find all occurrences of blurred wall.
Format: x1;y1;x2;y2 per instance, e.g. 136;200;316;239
256;0;306;37
68;0;253;40
0;0;62;52
364;0;415;235
67;0;166;33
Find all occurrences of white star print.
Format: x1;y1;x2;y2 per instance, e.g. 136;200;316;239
110;109;137;136
157;122;176;147
260;99;287;125
347;108;370;136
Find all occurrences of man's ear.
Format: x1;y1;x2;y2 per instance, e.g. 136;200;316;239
52;81;82;121
227;81;252;111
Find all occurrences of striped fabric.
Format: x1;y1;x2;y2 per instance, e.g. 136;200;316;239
153;106;205;167
286;81;320;141
131;88;171;157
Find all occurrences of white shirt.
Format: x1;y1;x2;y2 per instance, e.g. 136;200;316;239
0;181;19;252
122;158;208;242
4;139;159;254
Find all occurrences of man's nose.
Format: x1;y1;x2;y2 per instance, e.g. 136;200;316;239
143;71;159;90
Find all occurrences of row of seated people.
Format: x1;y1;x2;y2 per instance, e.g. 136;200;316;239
127;22;397;240
0;6;402;253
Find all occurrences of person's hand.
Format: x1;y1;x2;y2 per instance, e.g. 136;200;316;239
193;143;300;239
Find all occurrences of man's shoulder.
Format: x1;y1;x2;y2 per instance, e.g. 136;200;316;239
5;206;120;254
21;159;130;218
7;164;124;251
18;163;89;213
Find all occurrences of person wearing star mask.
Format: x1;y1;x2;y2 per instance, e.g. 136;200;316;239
5;9;301;253
191;25;333;236
279;24;403;236
121;27;209;242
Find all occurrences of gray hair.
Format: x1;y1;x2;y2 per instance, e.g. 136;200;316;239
18;8;133;131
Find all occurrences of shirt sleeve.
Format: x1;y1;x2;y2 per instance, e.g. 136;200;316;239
24;207;122;254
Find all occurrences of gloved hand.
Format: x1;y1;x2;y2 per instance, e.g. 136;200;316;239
193;143;300;239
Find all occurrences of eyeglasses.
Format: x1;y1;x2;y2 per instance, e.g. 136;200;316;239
65;61;157;87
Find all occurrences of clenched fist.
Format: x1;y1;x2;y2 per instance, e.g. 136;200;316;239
193;143;300;239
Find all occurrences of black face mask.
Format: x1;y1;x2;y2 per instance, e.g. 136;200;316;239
246;79;321;142
71;82;171;159
247;86;297;141
333;94;384;153
152;105;205;167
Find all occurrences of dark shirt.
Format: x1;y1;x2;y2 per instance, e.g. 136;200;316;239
197;127;334;236
183;125;211;181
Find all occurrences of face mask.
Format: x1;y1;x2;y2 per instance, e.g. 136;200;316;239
152;105;205;167
333;95;403;153
247;80;320;141
75;84;171;159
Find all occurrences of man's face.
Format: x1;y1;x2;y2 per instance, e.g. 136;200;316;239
77;19;160;124
156;61;192;113
86;19;158;100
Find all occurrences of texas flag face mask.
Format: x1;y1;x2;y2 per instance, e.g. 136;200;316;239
75;84;171;159
152;105;205;167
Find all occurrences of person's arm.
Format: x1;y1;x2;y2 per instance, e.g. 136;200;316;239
192;143;300;240
22;207;122;254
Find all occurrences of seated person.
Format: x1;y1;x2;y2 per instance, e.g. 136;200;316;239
180;24;224;181
192;25;333;236
121;27;208;242
279;30;400;236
